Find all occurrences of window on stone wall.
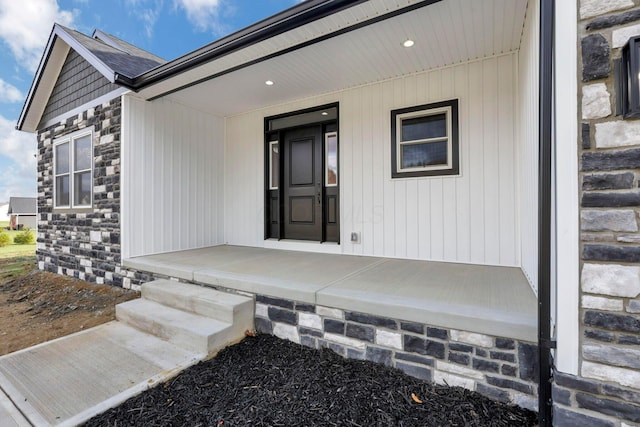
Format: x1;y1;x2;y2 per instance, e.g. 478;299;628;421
54;130;93;209
391;99;459;178
617;35;640;119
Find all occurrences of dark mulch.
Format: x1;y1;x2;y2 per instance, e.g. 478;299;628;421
85;335;538;426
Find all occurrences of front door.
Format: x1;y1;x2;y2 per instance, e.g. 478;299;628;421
283;125;323;240
265;104;339;243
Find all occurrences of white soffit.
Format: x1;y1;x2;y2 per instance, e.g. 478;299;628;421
146;0;527;116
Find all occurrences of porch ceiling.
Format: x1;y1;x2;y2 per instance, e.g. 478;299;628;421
139;0;528;117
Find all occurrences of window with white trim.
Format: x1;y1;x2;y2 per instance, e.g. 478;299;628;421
391;99;459;178
54;130;93;208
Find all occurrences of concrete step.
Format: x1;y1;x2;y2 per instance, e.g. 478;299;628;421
141;279;254;326
116;299;243;355
0;388;30;427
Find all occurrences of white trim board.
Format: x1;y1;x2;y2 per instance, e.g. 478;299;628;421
553;0;579;376
39;88;129;130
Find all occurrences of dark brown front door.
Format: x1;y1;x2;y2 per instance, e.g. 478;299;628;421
283;126;323;240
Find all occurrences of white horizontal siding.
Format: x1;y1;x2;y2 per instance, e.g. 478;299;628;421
225;53;521;267
121;96;225;258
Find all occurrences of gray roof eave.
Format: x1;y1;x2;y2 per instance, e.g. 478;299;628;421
16;25;61;132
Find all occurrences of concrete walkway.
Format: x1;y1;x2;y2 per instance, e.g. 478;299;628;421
0;321;205;426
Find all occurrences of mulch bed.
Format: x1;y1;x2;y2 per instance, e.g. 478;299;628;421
85;334;538;426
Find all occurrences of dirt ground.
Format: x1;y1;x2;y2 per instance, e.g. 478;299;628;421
0;256;139;356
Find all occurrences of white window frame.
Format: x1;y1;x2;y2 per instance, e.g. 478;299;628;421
53;129;93;209
269;140;279;190
325;131;338;187
391;99;459;178
396;106;452;173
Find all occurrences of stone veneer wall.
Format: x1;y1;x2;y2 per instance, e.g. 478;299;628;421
254;295;539;411
36;97;137;287
553;1;640;426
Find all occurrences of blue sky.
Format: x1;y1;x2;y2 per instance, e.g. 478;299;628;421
0;0;298;203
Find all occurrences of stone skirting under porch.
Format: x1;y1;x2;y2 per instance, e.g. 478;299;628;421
253;294;539;412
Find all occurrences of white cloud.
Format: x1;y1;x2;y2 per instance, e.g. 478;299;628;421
0;115;37;201
0;79;23;103
0;0;76;72
123;0;163;38
174;0;227;34
140;7;161;38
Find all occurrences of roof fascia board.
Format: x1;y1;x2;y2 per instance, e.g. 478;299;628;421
145;0;443;101
17;38;70;132
17;25;59;131
126;0;368;89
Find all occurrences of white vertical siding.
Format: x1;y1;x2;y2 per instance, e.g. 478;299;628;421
223;109;264;246
517;0;540;293
225;54;521;267
121;96;225;258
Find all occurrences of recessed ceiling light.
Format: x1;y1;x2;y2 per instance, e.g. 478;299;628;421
265;80;274;86
403;39;415;48
321;111;328;116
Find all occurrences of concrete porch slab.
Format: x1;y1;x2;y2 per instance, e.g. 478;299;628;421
124;246;270;281
125;245;538;342
193;249;385;303
316;259;537;341
0;322;204;426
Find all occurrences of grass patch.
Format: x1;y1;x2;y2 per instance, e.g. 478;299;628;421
0;228;37;258
0;255;35;281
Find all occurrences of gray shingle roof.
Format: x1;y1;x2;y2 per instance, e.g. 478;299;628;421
8;197;36;215
17;24;168;132
60;25;166;79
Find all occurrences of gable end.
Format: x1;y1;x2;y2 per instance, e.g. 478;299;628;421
39;50;119;128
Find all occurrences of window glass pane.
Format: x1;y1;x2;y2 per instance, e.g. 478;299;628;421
326;134;338;186
270;142;279;189
74;135;92;171
401;113;446;141
401;141;448;169
56;175;69;206
74;172;92;206
55;143;69;174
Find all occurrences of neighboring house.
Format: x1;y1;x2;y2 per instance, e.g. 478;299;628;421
15;1;640;425
0;202;8;224
7;197;37;230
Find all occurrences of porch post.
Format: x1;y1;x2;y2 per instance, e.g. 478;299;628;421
538;0;555;425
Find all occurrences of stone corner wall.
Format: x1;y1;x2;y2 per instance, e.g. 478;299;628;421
36;97;128;287
555;1;640;425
